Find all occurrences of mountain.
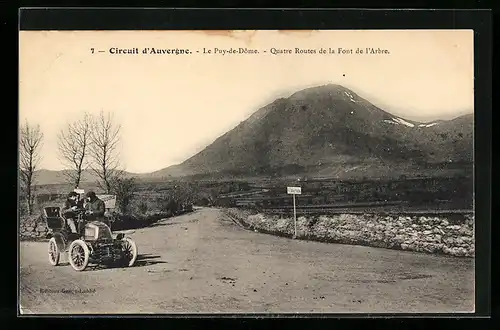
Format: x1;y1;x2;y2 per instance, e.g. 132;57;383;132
33;84;473;184
152;84;473;180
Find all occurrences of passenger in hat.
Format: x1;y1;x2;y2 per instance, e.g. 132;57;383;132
84;191;106;221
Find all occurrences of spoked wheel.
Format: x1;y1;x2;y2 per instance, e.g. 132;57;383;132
121;237;138;267
68;239;90;271
48;237;60;266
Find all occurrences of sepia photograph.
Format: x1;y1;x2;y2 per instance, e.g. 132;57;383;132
18;29;475;314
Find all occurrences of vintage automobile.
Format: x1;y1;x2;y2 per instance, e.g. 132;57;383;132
43;205;138;272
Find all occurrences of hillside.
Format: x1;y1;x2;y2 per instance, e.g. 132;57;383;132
153;84;473;180
33;84;473;184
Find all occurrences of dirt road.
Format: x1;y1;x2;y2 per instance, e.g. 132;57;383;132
19;207;474;314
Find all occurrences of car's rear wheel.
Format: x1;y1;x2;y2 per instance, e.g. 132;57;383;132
121;237;138;267
68;239;90;271
48;237;60;266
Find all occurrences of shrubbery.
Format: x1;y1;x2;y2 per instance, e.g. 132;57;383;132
111;177;137;214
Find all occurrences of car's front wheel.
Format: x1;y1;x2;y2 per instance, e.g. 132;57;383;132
68;239;90;271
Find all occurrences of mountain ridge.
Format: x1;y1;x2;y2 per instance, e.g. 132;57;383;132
170;84;473;176
32;84;473;185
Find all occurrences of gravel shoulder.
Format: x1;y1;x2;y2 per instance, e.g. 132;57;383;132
19;208;475;314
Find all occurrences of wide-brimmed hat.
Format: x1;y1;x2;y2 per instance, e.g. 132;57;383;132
67;191;78;198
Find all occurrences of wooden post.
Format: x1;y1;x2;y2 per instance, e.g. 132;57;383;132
293;193;297;238
287;186;301;240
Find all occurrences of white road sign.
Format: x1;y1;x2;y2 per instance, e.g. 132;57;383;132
97;194;117;209
287;186;302;195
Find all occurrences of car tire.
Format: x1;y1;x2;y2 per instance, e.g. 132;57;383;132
48;237;60;266
68;239;90;271
121;237;138;267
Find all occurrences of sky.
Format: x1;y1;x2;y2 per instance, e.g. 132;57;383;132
19;30;474;173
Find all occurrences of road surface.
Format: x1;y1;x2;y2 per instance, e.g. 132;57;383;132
19;207;474;314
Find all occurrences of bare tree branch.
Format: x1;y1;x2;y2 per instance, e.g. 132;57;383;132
57;112;93;188
89;110;123;193
19;120;43;215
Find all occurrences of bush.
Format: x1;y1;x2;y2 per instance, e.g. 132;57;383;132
111;177;137;214
136;199;149;214
196;197;211;206
159;198;179;214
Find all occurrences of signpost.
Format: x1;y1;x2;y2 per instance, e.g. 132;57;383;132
97;194;117;210
287;186;302;238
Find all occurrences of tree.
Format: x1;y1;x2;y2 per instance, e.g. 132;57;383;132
111;176;137;214
57;112;92;188
89;110;122;193
19;121;43;215
170;183;197;207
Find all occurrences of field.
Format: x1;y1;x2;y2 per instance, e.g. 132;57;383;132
215;175;474;216
27;174;474;220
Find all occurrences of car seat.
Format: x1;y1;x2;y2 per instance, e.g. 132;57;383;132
42;206;66;231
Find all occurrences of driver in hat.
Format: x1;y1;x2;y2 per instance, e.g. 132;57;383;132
84;191;106;221
61;191;80;233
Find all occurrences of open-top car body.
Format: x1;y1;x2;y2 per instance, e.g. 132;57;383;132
44;206;138;271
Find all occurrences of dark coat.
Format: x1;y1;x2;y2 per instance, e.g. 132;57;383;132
85;197;106;221
61;199;77;218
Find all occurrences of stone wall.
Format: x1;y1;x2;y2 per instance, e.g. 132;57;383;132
19;215;50;241
224;208;474;258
